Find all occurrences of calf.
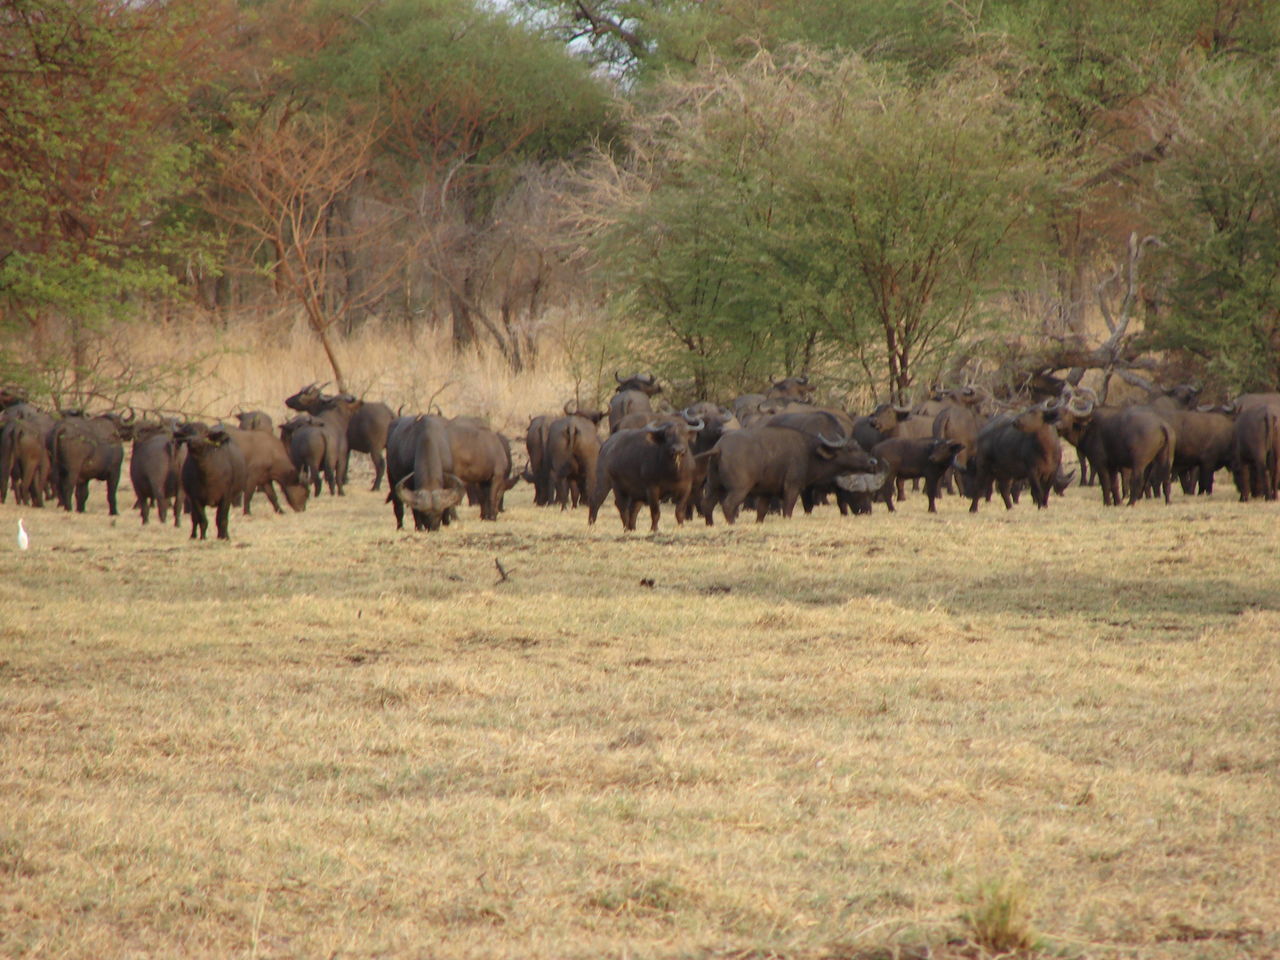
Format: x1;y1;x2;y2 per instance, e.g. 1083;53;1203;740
871;437;965;513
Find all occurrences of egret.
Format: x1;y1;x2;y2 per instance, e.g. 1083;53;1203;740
17;518;29;551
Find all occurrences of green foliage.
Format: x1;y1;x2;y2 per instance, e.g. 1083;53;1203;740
299;0;615;179
578;49;1052;399
0;0;213;396
1147;63;1280;391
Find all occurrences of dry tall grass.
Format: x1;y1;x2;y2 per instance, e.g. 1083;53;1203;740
107;306;619;433
2;461;1278;959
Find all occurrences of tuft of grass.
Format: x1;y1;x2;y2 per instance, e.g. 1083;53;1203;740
961;876;1039;955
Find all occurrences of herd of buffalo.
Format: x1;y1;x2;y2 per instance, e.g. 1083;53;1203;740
2;372;1278;541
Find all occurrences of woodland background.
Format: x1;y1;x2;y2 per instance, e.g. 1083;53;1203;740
3;0;1280;416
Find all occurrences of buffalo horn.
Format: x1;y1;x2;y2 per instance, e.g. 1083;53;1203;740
891;402;913;414
1067;395;1094;417
685;417;705;432
614;371;624;384
817;432;848;448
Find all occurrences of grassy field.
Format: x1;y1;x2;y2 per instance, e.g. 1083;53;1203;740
1;464;1277;959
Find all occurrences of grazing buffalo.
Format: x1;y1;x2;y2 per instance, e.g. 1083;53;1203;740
871;437;966;513
130;425;184;526
226;427;308;515
608;372;663;432
588;420;700;531
48;412;129;514
385;415;462;531
702;427;880;524
179;425;247;540
279;415;335;496
1232;401;1279;501
1153;406;1236;495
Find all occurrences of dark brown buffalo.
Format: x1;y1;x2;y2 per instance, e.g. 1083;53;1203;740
1232;401;1280;501
2;417;51;507
179;426;248;540
235;410;274;433
545;413;604;509
524;415;554;505
226;427;308;515
347;400;394;490
965;403;1063;512
287;383;393;490
608;372;663;432
871;437;966;513
279;415;335;496
588;420;699;531
284;384;348;494
702;427;880;524
385;415;462;531
1;403;54;504
1060;399;1176;506
48;412;128;514
1152;406;1236;495
130;426;184;526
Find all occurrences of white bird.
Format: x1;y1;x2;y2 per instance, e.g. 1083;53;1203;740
17;518;29;551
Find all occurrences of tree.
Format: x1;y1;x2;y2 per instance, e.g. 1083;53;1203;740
292;0;616;361
573;49;1052;400
1145;63;1280;391
212;107;389;391
0;0;221;403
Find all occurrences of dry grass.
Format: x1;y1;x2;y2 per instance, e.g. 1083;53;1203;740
112;307;618;434
2;458;1278;959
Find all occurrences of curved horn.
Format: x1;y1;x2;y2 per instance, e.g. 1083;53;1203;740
1067;395;1094;417
615;371;624;384
685;417;705;432
564;399;577;415
641;372;655;383
892;402;913;414
817;432;848;448
394;476;414;502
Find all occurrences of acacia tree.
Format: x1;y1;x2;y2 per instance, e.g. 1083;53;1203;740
0;0;221;402
573;49;1052;400
1145;63;1280;391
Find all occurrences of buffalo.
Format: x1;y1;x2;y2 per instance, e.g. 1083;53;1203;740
702;427;880;524
965;403;1064;512
279;415;336;496
545;412;604;509
871;437;966;513
1232;401;1279;501
48;412;128;514
608;372;663;432
178;425;247;540
226;427;308;515
588;419;700;531
130;425;184;526
386;415;461;531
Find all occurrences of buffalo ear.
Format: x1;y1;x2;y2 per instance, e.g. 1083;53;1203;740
815;444;836;460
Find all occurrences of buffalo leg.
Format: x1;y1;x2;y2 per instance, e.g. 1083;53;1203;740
75;481;90;513
215;501;232;540
190;503;207;540
370;450;385;491
647;495;661;532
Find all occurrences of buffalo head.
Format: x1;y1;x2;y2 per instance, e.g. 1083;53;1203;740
395;474;465;522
